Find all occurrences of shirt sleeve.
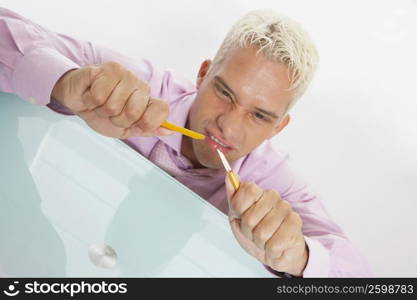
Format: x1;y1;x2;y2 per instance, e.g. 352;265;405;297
0;7;194;115
93;47;195;102
0;8;83;107
248;147;373;277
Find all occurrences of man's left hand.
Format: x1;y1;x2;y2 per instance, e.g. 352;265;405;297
225;177;308;277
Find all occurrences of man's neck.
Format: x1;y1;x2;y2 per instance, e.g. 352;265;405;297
180;120;204;169
181;137;206;169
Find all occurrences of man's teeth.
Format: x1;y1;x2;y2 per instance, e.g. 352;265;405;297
210;135;228;148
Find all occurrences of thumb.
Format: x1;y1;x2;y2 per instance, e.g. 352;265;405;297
154;126;175;136
225;175;235;203
225;173;240;220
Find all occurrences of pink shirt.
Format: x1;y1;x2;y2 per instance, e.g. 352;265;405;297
0;7;372;277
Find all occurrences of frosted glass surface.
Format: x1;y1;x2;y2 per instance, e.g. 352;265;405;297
0;92;273;277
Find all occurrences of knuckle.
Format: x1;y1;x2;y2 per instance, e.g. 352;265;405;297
265;189;280;204
253;227;269;245
137;115;155;132
291;212;303;227
247;182;259;194
125;70;136;80
161;107;169;121
106;61;123;72
289;233;299;246
124;106;139;120
264;189;273;198
278;199;291;212
103;103;121;115
126;71;140;87
241;214;257;230
268;189;279;198
159;100;169;112
90;91;105;106
155;101;169;120
137;80;151;95
282;230;296;245
88;65;104;80
125;91;147;119
242;182;259;198
266;239;284;255
239;182;251;191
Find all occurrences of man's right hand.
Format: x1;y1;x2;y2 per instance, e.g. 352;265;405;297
51;61;173;139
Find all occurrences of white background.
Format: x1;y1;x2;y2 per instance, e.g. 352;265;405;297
2;0;416;276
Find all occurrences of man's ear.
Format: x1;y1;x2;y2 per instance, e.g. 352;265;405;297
196;59;212;88
269;114;291;139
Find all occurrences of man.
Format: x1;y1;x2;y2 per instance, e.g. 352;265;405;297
0;7;372;277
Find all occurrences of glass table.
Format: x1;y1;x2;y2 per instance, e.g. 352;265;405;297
0;92;273;277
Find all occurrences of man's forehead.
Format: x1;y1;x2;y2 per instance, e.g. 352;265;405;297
216;46;291;87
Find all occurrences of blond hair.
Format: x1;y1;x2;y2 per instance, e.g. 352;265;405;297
211;9;319;111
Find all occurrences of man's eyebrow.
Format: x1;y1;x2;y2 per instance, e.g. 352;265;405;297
214;76;236;99
214;75;280;120
255;107;280;120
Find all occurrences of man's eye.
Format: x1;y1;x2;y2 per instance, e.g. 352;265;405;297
215;83;231;99
254;112;266;120
220;89;231;98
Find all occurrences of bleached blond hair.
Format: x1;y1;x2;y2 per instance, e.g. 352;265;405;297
210;9;319;112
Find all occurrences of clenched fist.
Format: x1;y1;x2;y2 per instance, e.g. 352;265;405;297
225;177;309;277
51;62;173;139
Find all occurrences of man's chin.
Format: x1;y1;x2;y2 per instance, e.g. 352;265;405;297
195;155;223;169
192;141;237;169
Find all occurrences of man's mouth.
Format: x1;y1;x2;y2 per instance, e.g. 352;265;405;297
205;129;234;154
209;135;229;148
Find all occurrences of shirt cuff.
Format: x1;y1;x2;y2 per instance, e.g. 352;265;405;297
263;264;295;278
302;236;331;277
12;47;79;106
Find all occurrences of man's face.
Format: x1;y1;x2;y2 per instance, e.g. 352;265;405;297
183;46;293;169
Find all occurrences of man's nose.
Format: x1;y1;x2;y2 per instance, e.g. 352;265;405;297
216;107;245;141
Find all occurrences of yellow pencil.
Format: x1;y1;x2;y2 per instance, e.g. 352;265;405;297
216;149;240;191
161;121;205;140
